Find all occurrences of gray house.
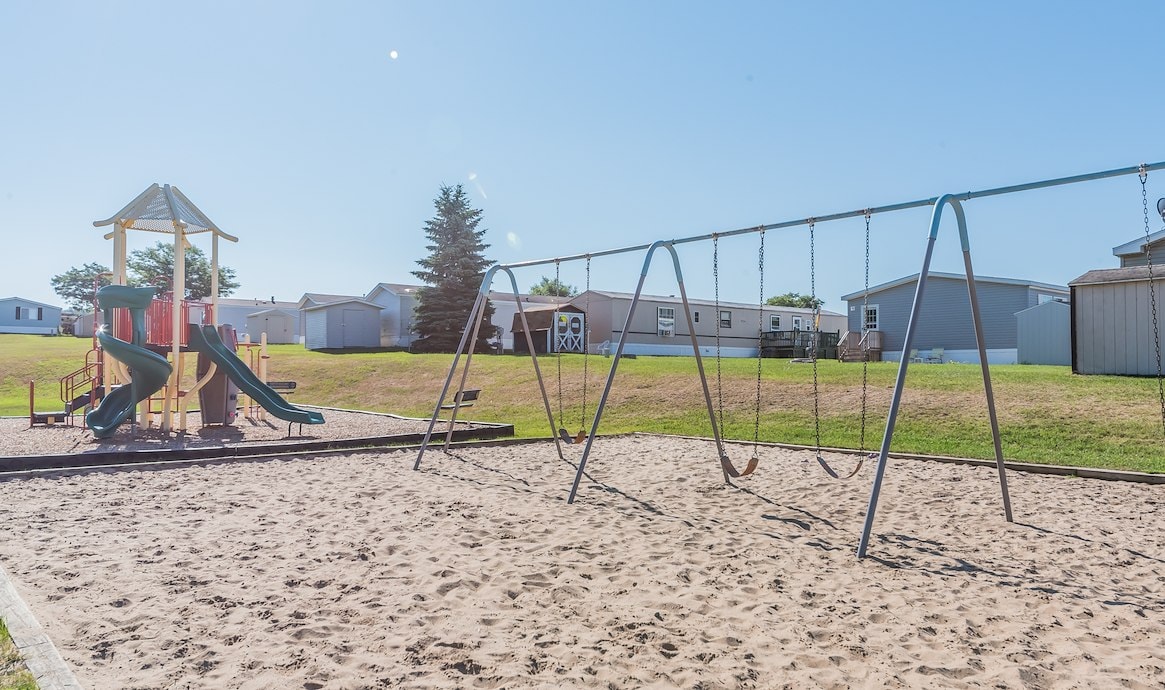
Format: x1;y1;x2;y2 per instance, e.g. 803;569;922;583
1112;229;1165;268
0;297;62;335
302;297;382;350
840;272;1069;364
365;283;421;348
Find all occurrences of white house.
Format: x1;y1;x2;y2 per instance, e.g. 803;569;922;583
568;290;846;358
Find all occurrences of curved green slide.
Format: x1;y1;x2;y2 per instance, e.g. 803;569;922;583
188;324;324;425
87;286;174;439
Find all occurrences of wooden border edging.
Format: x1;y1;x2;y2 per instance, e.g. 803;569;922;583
0;423;514;474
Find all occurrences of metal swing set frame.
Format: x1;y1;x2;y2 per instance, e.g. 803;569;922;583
414;160;1165;559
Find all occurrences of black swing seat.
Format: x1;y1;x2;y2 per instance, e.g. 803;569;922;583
441;389;481;412
815;453;866;480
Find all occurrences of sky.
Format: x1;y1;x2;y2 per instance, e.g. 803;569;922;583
3;2;1165;315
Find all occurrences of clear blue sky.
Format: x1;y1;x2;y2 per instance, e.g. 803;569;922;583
3;2;1164;314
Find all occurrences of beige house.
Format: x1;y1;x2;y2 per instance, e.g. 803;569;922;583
567;290;846;357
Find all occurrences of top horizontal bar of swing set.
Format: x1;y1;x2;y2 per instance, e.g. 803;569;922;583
497;160;1165;272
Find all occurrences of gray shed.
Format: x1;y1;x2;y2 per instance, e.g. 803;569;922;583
303;298;382;350
246;309;297;344
1070;266;1165;375
1016;300;1070;365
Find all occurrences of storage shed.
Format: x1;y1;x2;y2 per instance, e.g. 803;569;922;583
1070;266;1164;375
246;309;298;344
303;298;382;350
511;304;586;354
1015;300;1070;365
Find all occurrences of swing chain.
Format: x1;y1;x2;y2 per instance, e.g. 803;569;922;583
860;211;871;453
809;221;822;455
713;234;724;438
754;228;765;450
1140;170;1165;436
581;255;591;431
554;259;564;430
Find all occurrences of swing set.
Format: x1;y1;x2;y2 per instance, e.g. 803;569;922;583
414;160;1165;559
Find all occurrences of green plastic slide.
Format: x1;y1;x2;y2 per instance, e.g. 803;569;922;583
86;286;173;439
187;324;324;425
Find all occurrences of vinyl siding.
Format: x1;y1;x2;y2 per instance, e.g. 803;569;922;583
305;311;328;350
1118;240;1165;268
0;298;62;334
580;293;845;355
846;276;1062;354
1016;301;1070;365
1074;279;1161;375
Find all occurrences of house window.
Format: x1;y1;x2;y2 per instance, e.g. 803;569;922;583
769;314;780;331
719;310;732;328
15;307;30;320
37;307;43;321
792;316;802;331
657;306;676;337
1038;294;1054;305
863;305;879;331
693;311;700;323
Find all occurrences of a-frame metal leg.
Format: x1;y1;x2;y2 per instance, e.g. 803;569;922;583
443;294;489;449
414;291;486;470
567;241;728;503
415;268;565;472
857;196;1013;558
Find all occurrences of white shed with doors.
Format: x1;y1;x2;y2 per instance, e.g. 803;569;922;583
246;309;298;344
303;298;382;350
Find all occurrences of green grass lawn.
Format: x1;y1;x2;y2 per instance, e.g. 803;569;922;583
5;334;1165;473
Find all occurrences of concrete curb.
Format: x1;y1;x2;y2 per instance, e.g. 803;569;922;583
0;563;83;689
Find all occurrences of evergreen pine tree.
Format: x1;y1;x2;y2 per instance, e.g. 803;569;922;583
411;185;495;352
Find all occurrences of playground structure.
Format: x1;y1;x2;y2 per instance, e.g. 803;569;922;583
415;160;1165;559
35;184;323;437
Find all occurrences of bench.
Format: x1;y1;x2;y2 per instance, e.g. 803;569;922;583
440;388;480;412
268;381;297;394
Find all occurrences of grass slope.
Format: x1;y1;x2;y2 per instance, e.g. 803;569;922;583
4;334;1164;473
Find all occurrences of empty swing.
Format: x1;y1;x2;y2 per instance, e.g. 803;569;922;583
554;257;594;445
808;215;875;480
712;234;760;478
1139;167;1165;438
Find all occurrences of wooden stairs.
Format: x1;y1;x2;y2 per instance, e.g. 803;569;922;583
838;330;883;362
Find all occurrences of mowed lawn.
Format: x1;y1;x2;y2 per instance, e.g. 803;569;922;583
4;334;1165;473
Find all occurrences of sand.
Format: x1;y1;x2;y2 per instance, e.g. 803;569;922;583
0;435;1161;689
